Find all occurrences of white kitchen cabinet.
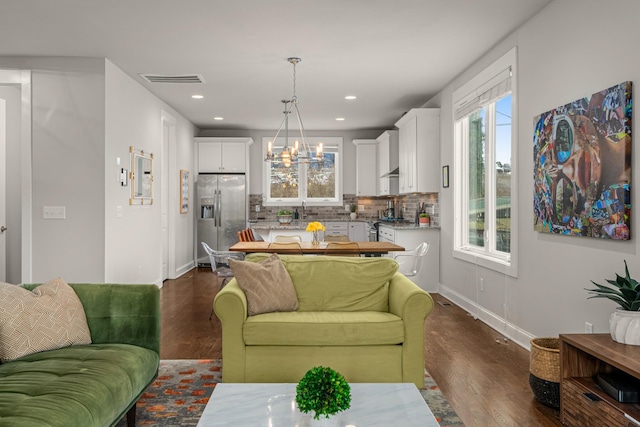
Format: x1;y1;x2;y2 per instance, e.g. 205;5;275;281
378;225;395;243
323;222;348;240
348;222;367;241
378;224;439;292
376;130;399;196
352;139;378;196
196;137;252;173
394;109;440;194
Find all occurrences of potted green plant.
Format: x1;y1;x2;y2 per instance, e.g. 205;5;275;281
349;204;358;220
585;260;640;345
418;212;430;227
296;366;351;425
277;209;293;225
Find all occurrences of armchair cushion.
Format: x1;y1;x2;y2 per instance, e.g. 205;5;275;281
245;254;398;312
230;254;298;316
243;311;404;346
0;278;91;362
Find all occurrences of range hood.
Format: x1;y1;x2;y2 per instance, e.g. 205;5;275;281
380;167;399;178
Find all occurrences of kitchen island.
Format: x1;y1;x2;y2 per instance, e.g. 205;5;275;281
377;223;439;292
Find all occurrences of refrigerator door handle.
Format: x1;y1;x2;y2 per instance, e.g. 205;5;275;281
216;189;222;227
213;189;218;227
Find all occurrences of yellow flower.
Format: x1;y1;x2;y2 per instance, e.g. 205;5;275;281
305;221;326;232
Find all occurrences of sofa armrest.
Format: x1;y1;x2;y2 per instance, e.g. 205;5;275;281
213;279;249;382
388;273;433;320
70;283;160;354
388;273;434;387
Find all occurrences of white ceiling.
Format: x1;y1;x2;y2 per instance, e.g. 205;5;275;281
0;0;552;131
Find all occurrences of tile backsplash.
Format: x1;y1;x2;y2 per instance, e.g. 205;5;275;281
249;193;439;226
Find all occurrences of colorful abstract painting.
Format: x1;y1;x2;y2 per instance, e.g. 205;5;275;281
533;81;632;239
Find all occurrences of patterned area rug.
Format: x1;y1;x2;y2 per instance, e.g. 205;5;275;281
115;359;464;427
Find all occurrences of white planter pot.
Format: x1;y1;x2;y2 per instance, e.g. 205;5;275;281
610;308;640;345
350;212;357;220
308;415;339;427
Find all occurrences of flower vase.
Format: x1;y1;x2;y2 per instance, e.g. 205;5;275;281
312;231;320;245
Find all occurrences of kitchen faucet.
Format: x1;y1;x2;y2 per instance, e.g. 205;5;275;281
301;200;307;220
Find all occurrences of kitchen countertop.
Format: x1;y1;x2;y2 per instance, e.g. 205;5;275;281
377;222;440;230
250;219;368;230
250;219;439;230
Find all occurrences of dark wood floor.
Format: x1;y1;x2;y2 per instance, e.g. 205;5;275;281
160;267;563;426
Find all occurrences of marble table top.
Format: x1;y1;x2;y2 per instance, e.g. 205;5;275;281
196;383;439;426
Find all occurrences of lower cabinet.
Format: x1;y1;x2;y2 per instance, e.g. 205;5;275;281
348;222;367;241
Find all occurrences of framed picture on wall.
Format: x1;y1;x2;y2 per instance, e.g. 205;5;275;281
180;170;189;214
533;81;632;240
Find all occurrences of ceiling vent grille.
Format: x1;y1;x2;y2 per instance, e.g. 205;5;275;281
139;74;205;84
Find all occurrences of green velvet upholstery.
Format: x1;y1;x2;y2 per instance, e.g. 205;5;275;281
0;284;160;427
214;255;433;387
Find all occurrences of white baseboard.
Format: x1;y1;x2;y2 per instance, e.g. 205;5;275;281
176;261;195;278
438;284;534;351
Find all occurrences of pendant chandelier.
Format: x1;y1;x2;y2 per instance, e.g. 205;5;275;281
264;57;324;168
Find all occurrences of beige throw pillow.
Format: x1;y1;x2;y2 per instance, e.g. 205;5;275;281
0;278;92;362
229;253;298;316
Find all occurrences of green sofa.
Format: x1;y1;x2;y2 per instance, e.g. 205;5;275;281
0;283;160;427
214;255;434;388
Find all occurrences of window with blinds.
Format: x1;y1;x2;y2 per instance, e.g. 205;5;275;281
452;48;517;276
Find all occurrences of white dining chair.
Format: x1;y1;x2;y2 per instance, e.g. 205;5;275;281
393;242;430;277
201;242;245;319
273;235;303;243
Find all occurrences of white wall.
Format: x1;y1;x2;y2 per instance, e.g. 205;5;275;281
0;57;107;283
430;0;640;349
0;57;197;285
105;60;197;285
198;129;384;195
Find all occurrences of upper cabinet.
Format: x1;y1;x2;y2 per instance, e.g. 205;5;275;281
352;139;378;197
196;137;253;173
376;130;399;196
395;108;440;194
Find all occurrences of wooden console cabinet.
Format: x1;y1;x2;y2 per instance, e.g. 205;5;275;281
560;334;640;426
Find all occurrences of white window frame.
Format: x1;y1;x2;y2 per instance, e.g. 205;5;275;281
262;136;343;207
453;48;518;277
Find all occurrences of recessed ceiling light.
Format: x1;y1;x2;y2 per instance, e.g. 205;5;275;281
336;117;345;121
192;94;204;99
344;95;357;100
213;117;224;121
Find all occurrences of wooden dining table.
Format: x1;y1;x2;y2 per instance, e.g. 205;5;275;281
229;241;405;256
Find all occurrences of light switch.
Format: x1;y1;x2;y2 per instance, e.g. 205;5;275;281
116;205;123;218
43;206;66;219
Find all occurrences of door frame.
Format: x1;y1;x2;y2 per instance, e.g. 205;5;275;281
0;70;31;284
161;110;177;279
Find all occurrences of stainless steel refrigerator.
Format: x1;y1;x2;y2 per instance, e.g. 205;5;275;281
196;174;246;266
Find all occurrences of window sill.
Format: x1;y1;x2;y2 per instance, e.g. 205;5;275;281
453;247;517;278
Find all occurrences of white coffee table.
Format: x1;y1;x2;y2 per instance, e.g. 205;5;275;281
196;383;439;426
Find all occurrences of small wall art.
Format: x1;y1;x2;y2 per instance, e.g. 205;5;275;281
180;170;189;214
533;81;632;240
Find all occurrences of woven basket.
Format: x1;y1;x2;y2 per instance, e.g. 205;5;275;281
529;337;560;408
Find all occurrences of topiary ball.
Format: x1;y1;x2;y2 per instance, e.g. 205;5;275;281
295;366;351;420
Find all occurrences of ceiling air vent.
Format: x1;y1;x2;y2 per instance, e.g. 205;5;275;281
139;74;205;84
